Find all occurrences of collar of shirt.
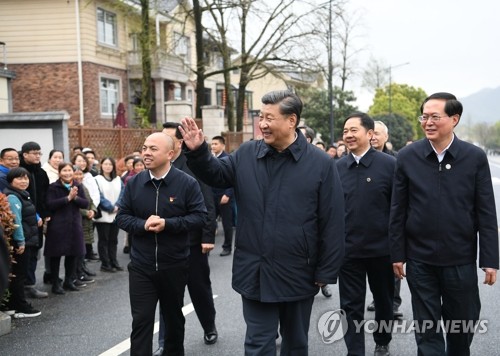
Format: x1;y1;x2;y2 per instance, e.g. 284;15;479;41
351;147;371;164
257;130;304;161
148;165;171;181
429;134;455;163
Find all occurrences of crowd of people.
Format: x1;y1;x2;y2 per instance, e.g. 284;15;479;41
0;89;498;356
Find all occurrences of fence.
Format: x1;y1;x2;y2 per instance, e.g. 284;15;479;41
67;119;232;159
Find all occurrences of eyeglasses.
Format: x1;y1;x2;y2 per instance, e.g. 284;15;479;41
418;115;449;123
28;151;43;156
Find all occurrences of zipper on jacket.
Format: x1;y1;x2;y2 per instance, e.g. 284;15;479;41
153;181;161;271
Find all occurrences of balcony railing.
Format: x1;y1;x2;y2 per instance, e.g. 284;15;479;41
127;49;191;81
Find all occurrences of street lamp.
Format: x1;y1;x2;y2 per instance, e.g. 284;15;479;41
387;62;409;113
327;0;334;144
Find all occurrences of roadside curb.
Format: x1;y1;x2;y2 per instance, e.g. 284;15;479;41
0;311;11;336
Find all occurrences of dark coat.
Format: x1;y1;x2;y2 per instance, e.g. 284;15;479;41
390;136;499;269
115;167;207;271
19;157;50;218
44;180;88;257
173;153;217;246
184;130;345;302
337;148;396;258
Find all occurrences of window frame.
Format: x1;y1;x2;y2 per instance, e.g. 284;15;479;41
97;7;118;47
99;75;121;118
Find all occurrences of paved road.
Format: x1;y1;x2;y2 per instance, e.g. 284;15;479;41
1;156;500;355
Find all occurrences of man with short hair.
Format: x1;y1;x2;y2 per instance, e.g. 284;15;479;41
116;133;207;356
0;148;20;192
390;92;499;355
298;125;315;143
82;148;99;176
367;120;403;318
337;112;395;356
180;90;345;355
19;141;50;299
210;135;235;256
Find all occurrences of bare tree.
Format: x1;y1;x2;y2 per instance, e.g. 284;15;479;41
361;57;390;93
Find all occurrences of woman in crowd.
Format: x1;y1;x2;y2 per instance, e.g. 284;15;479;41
45;163;88;294
3;167;42;317
41;149;64;284
73;166;96;284
41;149;64;183
72;153;100;261
94;157;123;272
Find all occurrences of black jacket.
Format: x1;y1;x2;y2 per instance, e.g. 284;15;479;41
337;148;396;258
116;167;207;271
173;153;216;246
184;131;345;302
390;136;499;268
19;157;50;218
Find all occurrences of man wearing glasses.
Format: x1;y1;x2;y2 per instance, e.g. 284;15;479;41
0;148;20;192
19;141;50;299
390;93;498;355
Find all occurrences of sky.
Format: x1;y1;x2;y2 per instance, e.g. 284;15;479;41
344;0;500;111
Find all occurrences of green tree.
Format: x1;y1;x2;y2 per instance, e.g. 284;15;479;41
372;113;415;151
298;87;358;144
368;83;427;139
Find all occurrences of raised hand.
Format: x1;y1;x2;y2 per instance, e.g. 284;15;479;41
179;117;205;151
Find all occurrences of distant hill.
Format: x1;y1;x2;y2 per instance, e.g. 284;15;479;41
460;87;500;124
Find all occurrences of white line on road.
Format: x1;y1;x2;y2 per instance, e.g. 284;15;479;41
99;295;218;356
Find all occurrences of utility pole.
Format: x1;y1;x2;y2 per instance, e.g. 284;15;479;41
388;62;409;113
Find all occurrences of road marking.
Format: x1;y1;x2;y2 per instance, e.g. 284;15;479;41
99;295;218;356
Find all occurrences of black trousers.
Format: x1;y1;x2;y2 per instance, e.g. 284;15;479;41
128;262;188;356
158;244;217;347
7;248;29;310
24;245;38;286
215;197;234;251
95;222;119;268
242;295;314;356
406;260;480;356
339;256;394;356
50;255;76;283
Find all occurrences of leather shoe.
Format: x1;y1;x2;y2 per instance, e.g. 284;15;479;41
25;286;49;299
220;249;231;256
82;262;96;276
63;280;80;292
52;282;65;295
112;264;124;271
321;285;332;298
374;344;390;356
204;328;218;345
100;265;116;273
152;347;163;356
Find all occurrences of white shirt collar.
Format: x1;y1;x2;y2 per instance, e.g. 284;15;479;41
429;135;454;163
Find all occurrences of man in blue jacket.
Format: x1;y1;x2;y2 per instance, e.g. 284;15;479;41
390;92;499;356
180;90;345;355
116;133;207;356
337;112;396;356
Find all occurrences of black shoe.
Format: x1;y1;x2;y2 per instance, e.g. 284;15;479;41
367;301;376;311
13;304;41;319
85;253;100;262
204;328;218;345
393;305;403;318
111;264;124;271
123;246;130;254
152;347;164;356
220;249;231;256
63;280;80;292
321;285;332;298
43;272;52;284
79;275;95;283
100;265;116;273
374;344;390;356
25;286;49;299
52;282;65;295
73;279;87;288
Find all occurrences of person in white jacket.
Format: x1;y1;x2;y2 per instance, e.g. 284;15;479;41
94;157;123;272
72;153;100;261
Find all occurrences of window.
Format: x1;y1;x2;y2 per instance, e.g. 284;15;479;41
174;32;190;65
97;8;117;47
100;77;120;116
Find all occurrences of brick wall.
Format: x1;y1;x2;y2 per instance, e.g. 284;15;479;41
10;62;129;127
